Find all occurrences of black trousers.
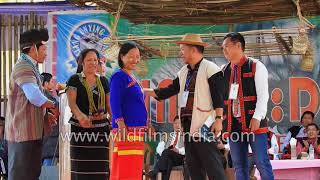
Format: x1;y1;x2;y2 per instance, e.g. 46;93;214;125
185;139;226;180
8;140;42;180
154;149;184;180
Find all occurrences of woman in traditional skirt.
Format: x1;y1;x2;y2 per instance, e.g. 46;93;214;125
110;42;148;180
66;48;111;180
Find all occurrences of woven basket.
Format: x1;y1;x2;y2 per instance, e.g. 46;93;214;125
300;43;314;72
292;33;309;54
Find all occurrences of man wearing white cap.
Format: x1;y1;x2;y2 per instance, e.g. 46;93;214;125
145;34;226;180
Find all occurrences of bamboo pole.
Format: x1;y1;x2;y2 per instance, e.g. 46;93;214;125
20;15;23;34
14;16;19;64
8;15;13;76
2;15;7;113
40;16;45;29
30;12;34;29
0;15;2;116
102;28;302;44
34;14;38;29
25;15;29;30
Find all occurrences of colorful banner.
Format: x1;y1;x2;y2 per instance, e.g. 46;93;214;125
47;11;111;83
47;11;320;133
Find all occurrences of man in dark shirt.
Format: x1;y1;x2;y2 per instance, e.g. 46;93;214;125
144;34;226;180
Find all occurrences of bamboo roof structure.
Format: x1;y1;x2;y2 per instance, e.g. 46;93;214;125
70;0;319;58
72;0;320;25
102;28;309;59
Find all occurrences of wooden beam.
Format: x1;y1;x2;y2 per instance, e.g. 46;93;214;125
135;40;163;57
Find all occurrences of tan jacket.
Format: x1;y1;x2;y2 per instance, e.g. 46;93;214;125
177;59;220;135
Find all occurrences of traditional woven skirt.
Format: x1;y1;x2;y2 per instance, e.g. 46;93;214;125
110;128;145;180
70;125;110;180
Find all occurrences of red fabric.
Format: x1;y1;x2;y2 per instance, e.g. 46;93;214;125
111;147;119;179
242;96;257;101
227;62;235;132
242;72;254;77
237;62;247;131
110;133;144;180
242;127;269;134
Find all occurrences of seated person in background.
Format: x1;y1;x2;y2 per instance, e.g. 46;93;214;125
0;117;4;140
41;73;59;166
0;117;8;176
144;125;159;178
147;116;185;180
282;111;314;153
97;57;107;76
297;123;320;159
41;73;59;115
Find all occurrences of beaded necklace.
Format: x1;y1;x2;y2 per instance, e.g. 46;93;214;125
78;73;105;115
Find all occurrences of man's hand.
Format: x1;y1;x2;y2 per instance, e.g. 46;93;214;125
211;119;223;137
249;118;261;132
56;83;66;91
47;112;57;127
217;141;225;150
51;107;60;119
143;88;157;98
41;100;55;109
171;148;179;154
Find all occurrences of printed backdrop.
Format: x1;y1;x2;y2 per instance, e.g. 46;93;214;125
47;11;320;134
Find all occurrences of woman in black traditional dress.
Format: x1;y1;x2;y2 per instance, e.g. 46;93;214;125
66;48;111;180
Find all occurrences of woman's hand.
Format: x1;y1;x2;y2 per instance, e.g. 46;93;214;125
117;120;127;141
78;113;92;128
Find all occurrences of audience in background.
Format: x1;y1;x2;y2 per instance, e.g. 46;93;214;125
147;116;185;180
41;72;59;166
282;111;314;153
0;116;8;177
297;123;320;159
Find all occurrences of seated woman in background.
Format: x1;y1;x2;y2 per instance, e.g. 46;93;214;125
282;111;314;153
297;123;320;159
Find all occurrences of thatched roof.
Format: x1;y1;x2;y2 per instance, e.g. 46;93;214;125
71;0;320;25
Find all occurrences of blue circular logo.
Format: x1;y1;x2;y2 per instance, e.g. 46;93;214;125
70;22;110;59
